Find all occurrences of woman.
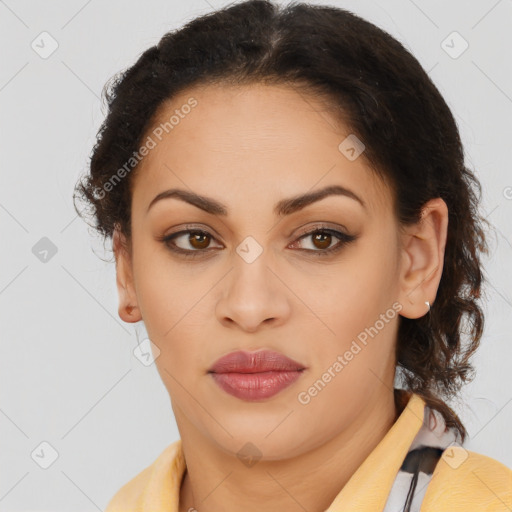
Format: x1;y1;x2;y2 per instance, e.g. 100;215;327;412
74;1;511;511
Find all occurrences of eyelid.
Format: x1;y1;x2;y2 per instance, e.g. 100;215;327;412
161;221;349;243
293;221;349;238
158;221;357;259
289;226;357;255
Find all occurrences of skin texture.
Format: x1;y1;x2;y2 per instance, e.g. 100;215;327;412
113;83;448;512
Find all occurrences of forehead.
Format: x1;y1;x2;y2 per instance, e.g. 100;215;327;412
131;82;393;218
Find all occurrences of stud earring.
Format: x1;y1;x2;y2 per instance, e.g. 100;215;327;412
425;301;431;312
126;305;135;315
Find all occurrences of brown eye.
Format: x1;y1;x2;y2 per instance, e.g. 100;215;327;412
311;231;333;250
290;227;358;256
160;225;357;259
161;229;223;258
188;231;211;250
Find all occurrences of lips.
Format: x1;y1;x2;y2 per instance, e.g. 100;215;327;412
208;349;306;374
208;349;307;401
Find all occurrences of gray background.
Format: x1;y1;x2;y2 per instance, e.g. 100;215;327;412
1;0;511;510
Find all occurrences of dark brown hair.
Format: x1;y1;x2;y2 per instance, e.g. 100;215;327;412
74;0;493;442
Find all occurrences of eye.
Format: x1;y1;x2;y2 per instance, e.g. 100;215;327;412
159;224;357;259
160;227;222;258
289;226;357;256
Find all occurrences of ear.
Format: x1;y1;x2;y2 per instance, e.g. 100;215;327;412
397;197;448;319
113;226;142;323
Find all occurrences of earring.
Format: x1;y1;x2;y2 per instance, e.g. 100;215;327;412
425;301;431;312
126;305;135;315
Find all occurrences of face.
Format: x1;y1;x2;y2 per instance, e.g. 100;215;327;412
113;82;443;460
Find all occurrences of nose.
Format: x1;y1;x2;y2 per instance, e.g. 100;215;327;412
215;250;291;333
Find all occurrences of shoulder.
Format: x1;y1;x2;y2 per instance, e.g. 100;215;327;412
420;446;512;511
104;440;182;512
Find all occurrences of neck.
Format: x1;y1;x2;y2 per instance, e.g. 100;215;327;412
177;389;399;512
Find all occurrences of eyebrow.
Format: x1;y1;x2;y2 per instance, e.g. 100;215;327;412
146;184;366;216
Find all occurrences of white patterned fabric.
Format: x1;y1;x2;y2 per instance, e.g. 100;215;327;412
382;401;461;512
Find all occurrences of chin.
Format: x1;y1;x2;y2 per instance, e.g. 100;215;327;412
209;424;310;462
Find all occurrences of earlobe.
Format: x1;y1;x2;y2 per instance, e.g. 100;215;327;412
113;227;142;323
397;198;448;319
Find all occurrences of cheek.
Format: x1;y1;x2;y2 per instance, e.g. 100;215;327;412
308;234;396;329
296;229;398;378
131;246;214;386
133;238;209;332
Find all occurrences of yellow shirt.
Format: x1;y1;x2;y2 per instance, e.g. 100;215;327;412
105;393;512;511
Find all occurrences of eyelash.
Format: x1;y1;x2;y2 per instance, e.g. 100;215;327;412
158;224;357;259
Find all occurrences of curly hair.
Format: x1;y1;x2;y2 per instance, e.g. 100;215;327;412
74;0;493;442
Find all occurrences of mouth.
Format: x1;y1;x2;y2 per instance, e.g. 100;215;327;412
208;349;307;401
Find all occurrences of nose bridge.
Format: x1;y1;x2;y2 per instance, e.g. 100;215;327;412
235;234;266;266
229;235;275;299
216;235;289;330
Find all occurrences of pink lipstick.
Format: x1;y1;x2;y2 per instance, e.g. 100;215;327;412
208;350;306;401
